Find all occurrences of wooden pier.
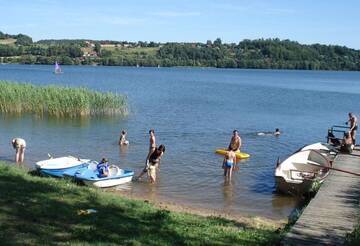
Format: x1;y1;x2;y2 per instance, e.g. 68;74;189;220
283;149;360;245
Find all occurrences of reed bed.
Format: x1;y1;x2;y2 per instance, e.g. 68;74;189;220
0;81;128;117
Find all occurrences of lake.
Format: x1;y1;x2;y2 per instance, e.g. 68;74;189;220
1;64;360;220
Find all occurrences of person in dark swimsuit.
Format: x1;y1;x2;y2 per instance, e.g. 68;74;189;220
147;145;165;183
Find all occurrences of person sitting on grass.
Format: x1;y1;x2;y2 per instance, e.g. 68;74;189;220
97;158;110;177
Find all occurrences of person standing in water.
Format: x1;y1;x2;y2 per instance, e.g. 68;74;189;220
118;130;129;145
148;144;165;183
228;130;241;152
146;129;156;161
136;129;156;180
11;138;26;163
346;112;358;145
222;149;236;180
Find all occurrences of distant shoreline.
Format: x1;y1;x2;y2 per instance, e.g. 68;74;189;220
2;62;360;73
1;32;360;71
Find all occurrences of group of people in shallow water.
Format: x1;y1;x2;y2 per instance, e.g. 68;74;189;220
98;129;166;183
8;113;357;182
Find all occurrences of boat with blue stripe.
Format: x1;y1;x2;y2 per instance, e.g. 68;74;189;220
36;156;92;177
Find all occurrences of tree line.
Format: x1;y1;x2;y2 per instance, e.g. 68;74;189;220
1;31;359;71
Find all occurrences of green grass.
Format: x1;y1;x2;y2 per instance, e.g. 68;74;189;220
347;222;360;245
103;46;159;56
0;162;281;245
0;81;128;117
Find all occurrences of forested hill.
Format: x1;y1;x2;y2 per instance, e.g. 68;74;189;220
0;31;359;71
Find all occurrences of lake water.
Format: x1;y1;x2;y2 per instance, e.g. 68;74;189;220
1;64;360;220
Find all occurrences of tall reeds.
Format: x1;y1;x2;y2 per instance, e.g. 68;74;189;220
0;81;128;117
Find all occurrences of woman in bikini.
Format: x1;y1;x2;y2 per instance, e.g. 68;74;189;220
148;144;165;183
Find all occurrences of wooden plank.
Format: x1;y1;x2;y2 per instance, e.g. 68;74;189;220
283;151;360;245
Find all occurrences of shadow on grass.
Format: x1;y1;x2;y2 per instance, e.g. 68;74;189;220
0;165;279;245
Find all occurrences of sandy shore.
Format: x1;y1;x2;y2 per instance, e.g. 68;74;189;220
114;190;287;230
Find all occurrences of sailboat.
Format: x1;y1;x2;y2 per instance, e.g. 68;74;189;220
54;61;63;74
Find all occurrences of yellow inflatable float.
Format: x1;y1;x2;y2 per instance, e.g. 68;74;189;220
215;148;250;159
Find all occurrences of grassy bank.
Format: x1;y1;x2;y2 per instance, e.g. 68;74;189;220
0;162;281;245
347;224;360;245
0;81;127;117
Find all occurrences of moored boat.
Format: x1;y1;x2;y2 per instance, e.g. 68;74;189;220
300;142;338;160
275;149;331;195
36;156;91;177
74;165;134;188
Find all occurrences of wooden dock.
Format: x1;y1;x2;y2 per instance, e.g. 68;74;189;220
283;149;360;245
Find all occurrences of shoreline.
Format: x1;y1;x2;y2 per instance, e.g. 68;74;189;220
114;189;287;230
1;62;359;73
0;162;282;244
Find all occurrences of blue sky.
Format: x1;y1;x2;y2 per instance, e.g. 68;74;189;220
0;0;359;48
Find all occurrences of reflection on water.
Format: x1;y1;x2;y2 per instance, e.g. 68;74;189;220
222;180;235;210
119;145;129;159
1;65;360;219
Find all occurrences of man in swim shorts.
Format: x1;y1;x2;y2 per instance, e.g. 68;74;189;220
136;129;156;180
228;130;241;152
347;112;358;145
11;138;26;163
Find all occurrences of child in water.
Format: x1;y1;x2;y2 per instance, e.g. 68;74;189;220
222;149;236;180
119;130;129;145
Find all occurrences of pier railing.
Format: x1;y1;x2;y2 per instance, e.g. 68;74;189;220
326;125;350;144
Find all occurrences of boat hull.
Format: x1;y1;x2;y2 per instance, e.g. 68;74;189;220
84;176;133;188
275;176;324;195
38;163;88;178
75;167;134;188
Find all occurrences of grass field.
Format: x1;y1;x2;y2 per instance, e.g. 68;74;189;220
0;81;128;117
0;38;16;45
0;162;282;245
102;46;159;56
